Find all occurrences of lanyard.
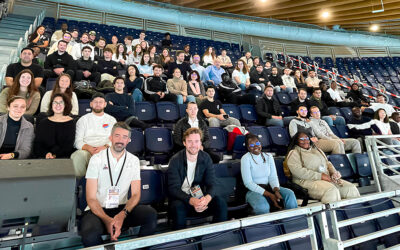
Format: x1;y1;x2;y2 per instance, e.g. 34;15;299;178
106;148;127;187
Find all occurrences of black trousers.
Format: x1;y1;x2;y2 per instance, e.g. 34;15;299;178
43;69;75;86
145;93;177;103
169;196;228;230
80;205;157;247
75;70;101;84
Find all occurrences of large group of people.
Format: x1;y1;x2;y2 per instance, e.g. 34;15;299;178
2;22;400;247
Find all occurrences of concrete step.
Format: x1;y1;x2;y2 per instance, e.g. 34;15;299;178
0;39;19;46
8;14;35;21
0;23;30;30
0;19;32;26
0;33;22;40
0;27;27;35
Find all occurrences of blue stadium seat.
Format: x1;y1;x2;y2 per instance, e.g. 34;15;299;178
327;154;355;180
354;153;372;186
267;126;290;155
149;239;199;250
201;230;244;250
232;135;246;159
328;106;341;116
239;104;257;124
368;198;400;247
145;127;173;164
46;78;57;91
78;99;91;116
208;127;227;159
283;116;295;127
329;125;341;138
339;107;353;122
247;126;271;150
282;216;315;249
242;222;286;250
139;170;165;205
135;101;156;122
178;103;187;118
276;92;291;105
126;128;144;157
156;101;180;124
335;125;349;138
222;104;242;121
280;106;291;117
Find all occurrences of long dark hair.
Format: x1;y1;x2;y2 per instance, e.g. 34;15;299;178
9;69;37;102
28;25;45;43
374;108;389;123
126;64;140;78
47;93;72;116
52;73;73;100
286;131;315;155
115;44;127;60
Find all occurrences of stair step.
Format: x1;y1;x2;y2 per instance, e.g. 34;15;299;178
0;27;27;35
0;22;30;29
8;14;35;21
0;33;23;40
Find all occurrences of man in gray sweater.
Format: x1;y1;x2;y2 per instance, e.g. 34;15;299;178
309;106;361;154
289;105;343;153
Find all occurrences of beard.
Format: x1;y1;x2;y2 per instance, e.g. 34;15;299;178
186;147;199;156
113;143;125;153
92;108;104;113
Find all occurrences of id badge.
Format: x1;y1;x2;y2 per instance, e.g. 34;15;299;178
190;185;204;199
105;186;120;209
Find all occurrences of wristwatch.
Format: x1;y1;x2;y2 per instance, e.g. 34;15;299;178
122;208;129;216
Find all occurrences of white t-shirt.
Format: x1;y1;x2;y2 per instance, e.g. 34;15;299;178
74;112;117;149
370;103;396;117
85;149;141;209
181;159;197;195
327;88;344;102
232;70;250;85
132;39;149;47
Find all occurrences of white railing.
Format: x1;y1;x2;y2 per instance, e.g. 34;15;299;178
0;9;45;91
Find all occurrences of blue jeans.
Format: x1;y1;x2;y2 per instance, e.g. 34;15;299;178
322;115;346;127
132;88;143;102
266;118;284;127
273;86;294;94
238;83;246;90
246;187;298;215
176;95;196;104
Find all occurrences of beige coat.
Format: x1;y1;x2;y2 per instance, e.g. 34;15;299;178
167;77;188;96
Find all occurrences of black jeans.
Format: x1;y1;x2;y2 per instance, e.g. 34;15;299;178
145;93;177;103
80;205;157;247
169;196;228;230
75;70;101;84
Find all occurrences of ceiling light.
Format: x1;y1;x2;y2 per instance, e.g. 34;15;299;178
321;11;330;19
372;0;384;13
370;24;379;32
260;0;267;2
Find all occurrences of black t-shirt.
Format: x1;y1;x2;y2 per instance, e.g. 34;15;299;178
199;99;223;117
6;62;44;79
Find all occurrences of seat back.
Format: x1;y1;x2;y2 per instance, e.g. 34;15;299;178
208;127;227;152
126;128;144;156
354;153;372;177
46;78;57;91
232;135;246;159
335;125;349;138
329;126;341;138
78;99;91;116
239;104;257;123
247;126;271;149
178;103;187;118
156;101;179;122
145;127;173;153
276;92;291;105
340;107;353;122
201;230;244;250
274;158;288;185
327;154;355;179
282;216;315;249
242;222;286;250
328;106;341;116
139;170;165;205
222;104;242;121
266;126;290;146
135;102;157;122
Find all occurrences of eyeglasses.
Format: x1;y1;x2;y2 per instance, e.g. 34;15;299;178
299;109;308;112
312;111;320;114
299;137;310;141
249;142;261;147
52;101;65;106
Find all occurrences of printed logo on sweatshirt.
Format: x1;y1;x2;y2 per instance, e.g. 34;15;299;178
103;124;109;128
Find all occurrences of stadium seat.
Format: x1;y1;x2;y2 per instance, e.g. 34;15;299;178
329;125;341;138
126;128;144;157
242;222;286;250
135;101;157;122
145;127;173;164
232;135;246;159
328;107;341;116
354;153;372;186
46;78;57;91
281;216;316;249
335;125;349;138
339;107;353;122
78;99;91;116
201;230;244;250
139;170;165;205
266;126;290;155
239;104;257;124
178;103;187;118
276;92;291;105
208;127;227;160
327;154;355;180
222;104;242;121
149;239;199;250
247;126;271;150
156;101;180;125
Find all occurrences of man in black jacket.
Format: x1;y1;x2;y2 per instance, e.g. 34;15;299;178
97;48;118;82
256;85;283;126
218;73;256;105
309;87;345;126
168;127;227;230
250;64;269;87
75;46;101;84
290;88;311;115
143;64;177;102
44;40;75;80
167;51;191;81
173;102;220;163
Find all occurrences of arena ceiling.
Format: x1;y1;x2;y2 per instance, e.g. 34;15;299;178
150;0;400;36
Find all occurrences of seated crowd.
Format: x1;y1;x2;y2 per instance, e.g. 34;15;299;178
1;23;400;247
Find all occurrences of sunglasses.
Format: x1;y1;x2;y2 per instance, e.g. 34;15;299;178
249;142;261;147
299;137;310;141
